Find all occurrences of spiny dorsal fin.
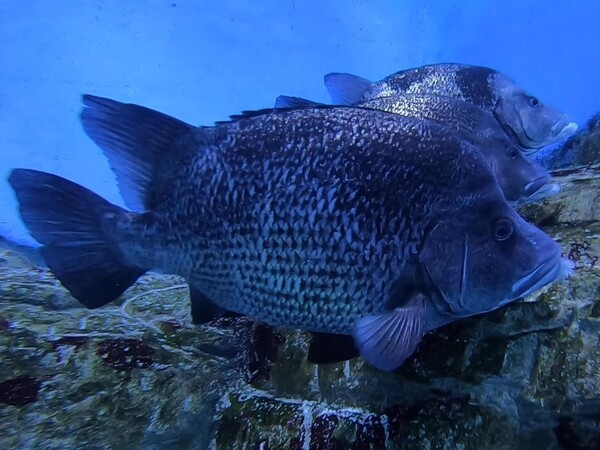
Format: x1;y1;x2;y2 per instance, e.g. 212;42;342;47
274;95;324;109
215;104;347;124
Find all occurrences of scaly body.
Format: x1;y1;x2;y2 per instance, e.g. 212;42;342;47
10;96;572;370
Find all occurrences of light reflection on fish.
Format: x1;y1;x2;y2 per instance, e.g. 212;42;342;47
275;92;558;205
323;63;577;151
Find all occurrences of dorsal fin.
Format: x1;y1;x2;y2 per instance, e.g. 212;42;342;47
214;104;346;125
274;95;324;109
324;73;372;105
80;94;192;212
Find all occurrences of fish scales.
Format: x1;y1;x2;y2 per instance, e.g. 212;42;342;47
9;95;573;370
122;108;481;333
368;64;495;107
323;63;577;150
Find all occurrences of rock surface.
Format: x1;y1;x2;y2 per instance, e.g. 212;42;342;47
1;116;599;450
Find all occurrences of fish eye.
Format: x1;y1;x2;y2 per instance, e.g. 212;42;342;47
528;96;540;107
507;146;519;159
493;218;513;241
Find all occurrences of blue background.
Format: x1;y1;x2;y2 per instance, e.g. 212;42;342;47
1;0;598;245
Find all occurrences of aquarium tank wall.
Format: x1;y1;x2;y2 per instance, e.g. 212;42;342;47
1;1;599;449
1;0;598;243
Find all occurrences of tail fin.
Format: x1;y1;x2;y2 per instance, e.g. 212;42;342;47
8;169;147;308
80;94;193;212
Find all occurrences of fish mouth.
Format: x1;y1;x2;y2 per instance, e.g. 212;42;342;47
518;179;560;204
551;117;578;138
521;118;578;153
511;254;573;299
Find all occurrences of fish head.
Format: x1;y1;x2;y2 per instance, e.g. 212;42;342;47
419;197;571;319
477;131;558;204
493;79;577;150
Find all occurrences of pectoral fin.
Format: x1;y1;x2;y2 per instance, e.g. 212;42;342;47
352;294;426;371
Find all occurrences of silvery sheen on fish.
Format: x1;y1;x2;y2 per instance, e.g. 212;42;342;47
324;63;577;151
275;92;558;204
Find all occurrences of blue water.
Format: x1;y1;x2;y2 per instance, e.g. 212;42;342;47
1;0;599;244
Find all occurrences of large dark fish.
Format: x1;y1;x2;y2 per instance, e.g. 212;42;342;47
324;63;577;151
275;93;557;204
8;96;572;371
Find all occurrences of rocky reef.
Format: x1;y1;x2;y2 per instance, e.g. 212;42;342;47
1;116;599;449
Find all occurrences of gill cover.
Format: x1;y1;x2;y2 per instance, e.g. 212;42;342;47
418;219;476;318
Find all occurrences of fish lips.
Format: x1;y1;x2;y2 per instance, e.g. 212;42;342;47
511;254;572;300
517;178;560;205
551;117;578;139
521;118;578;153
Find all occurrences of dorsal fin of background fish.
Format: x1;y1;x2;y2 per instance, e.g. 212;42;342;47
324;73;373;105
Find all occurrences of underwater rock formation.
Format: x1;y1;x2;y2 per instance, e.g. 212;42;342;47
1;114;599;449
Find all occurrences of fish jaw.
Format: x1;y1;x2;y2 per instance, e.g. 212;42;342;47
521;118;578;153
511;255;573;300
516;181;561;205
551;118;578;139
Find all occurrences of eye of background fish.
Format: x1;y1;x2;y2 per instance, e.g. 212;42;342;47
528;96;540;108
493;217;513;241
